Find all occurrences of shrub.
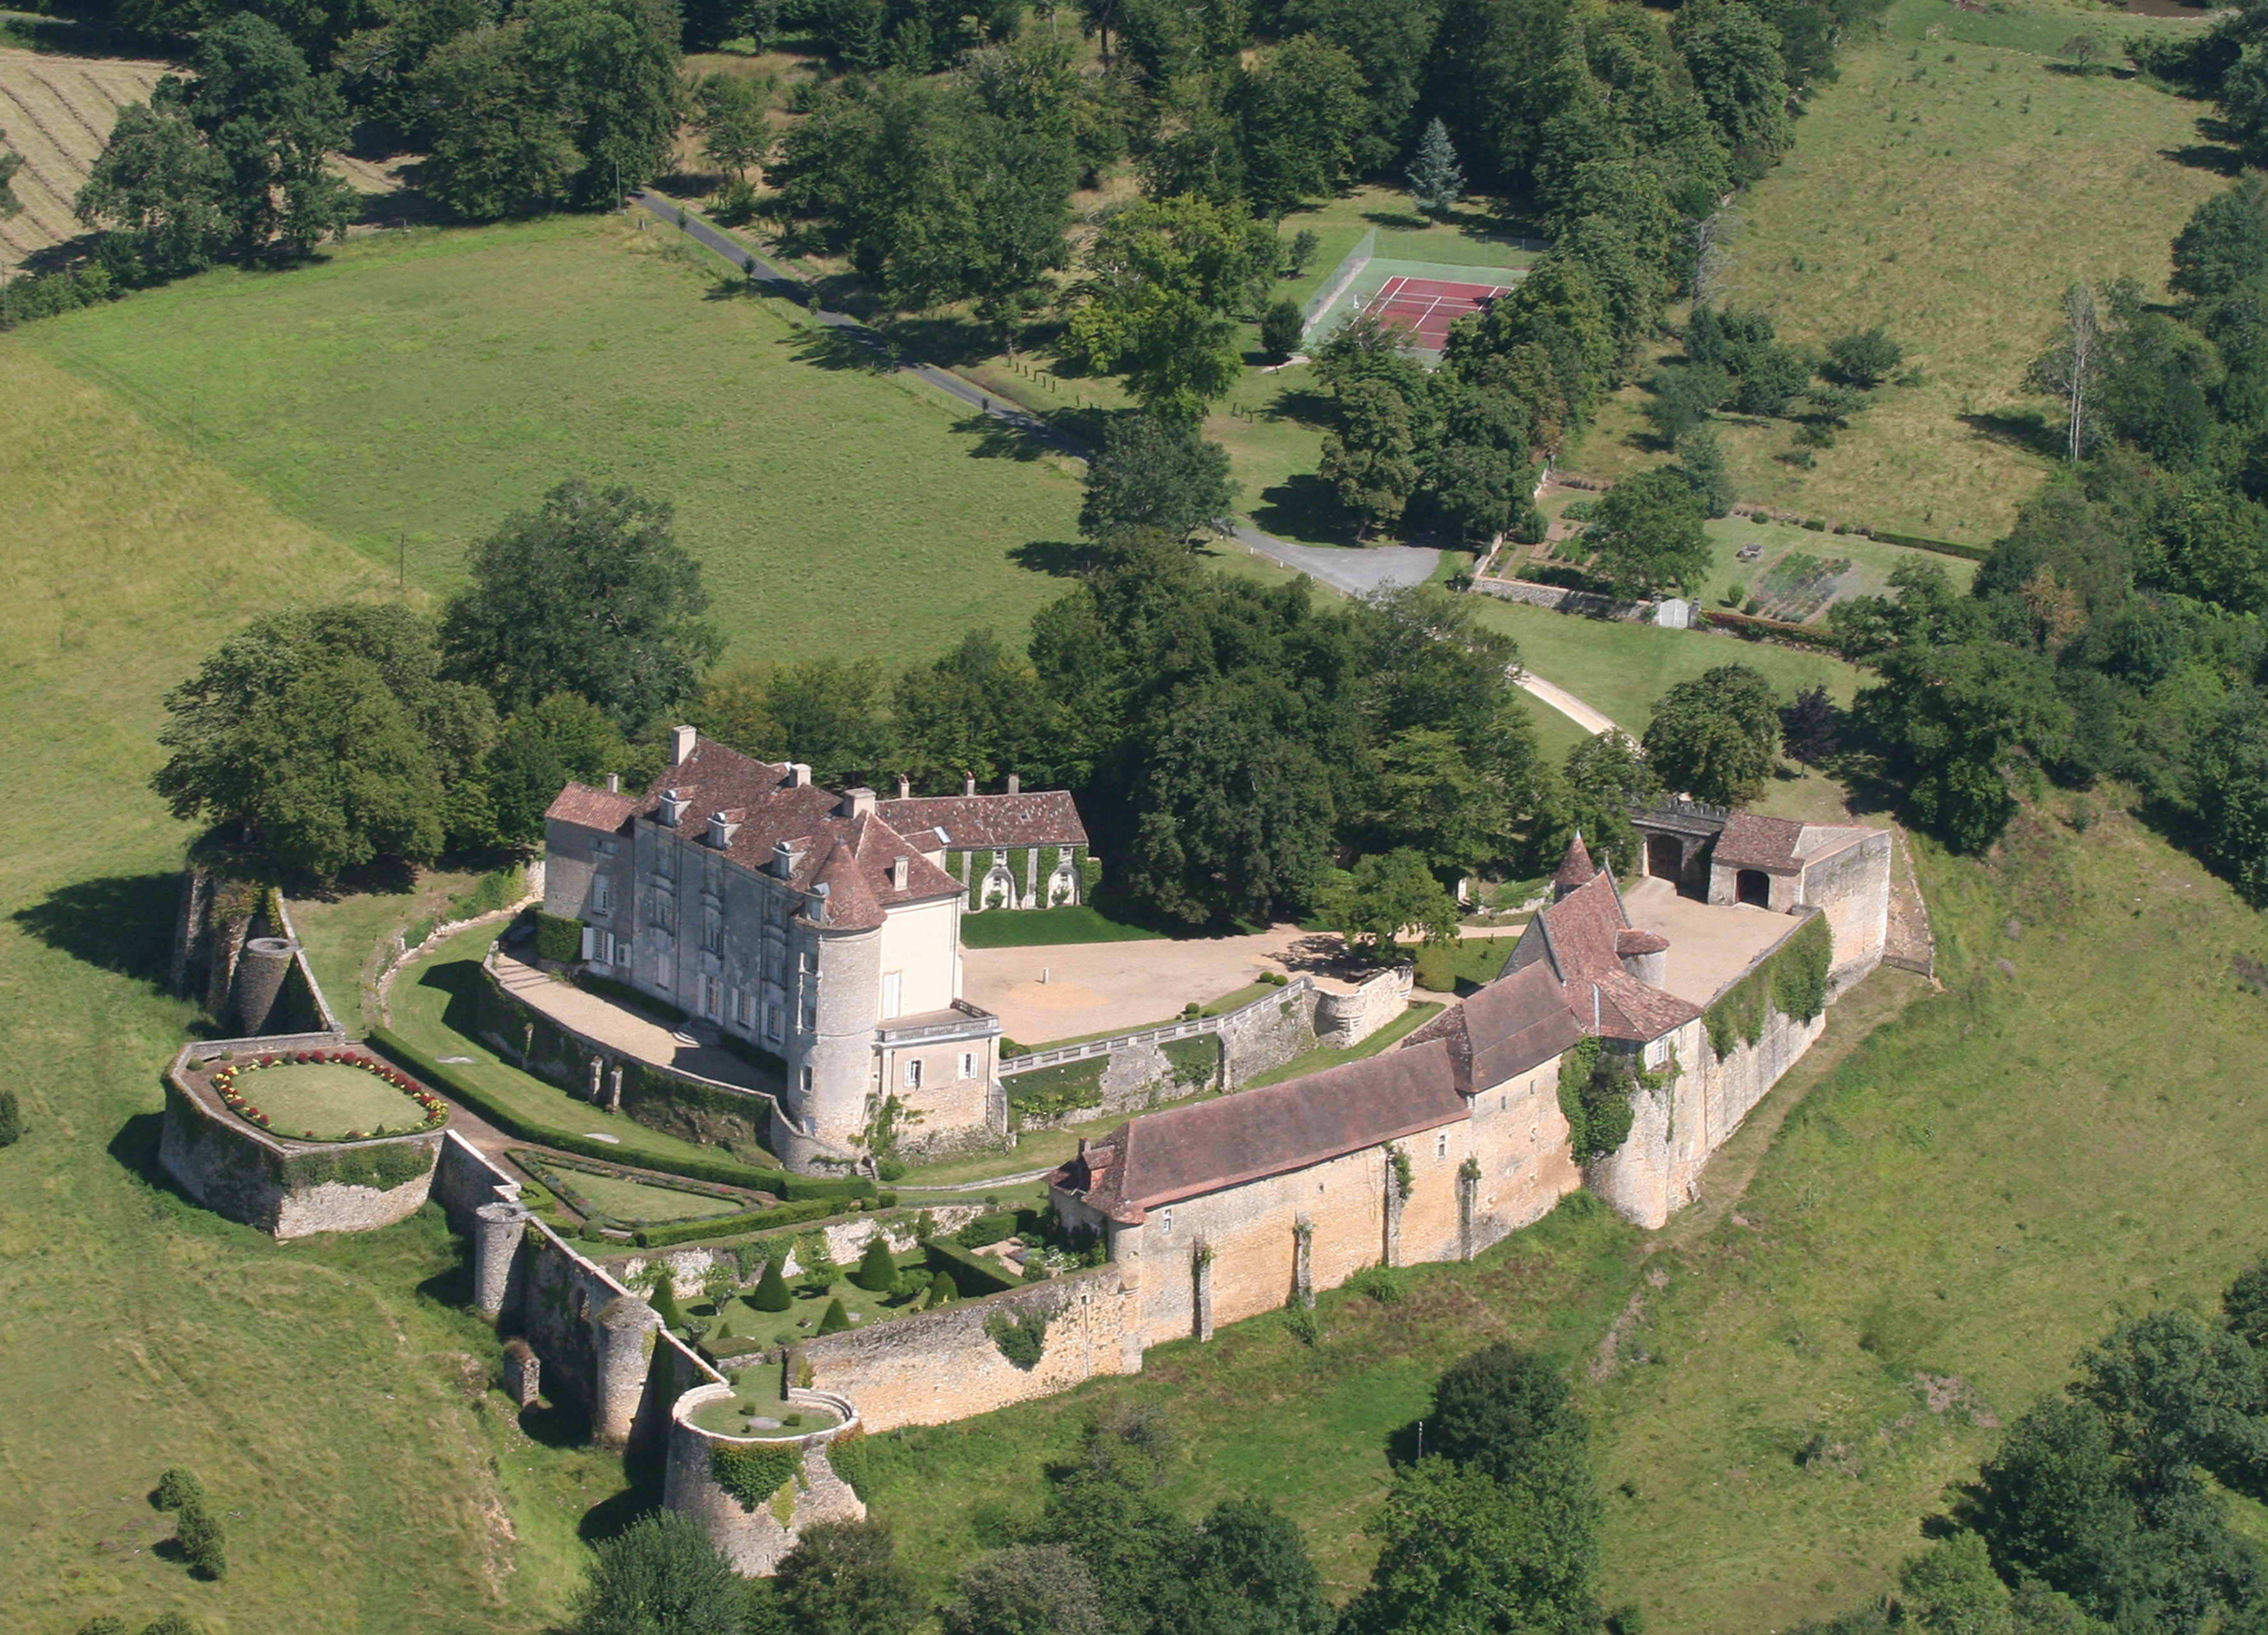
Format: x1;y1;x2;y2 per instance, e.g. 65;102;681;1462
925;1271;959;1308
752;1255;792;1311
985;1307;1049;1369
176;1500;226;1580
533;911;584;963
711;1442;803;1510
816;1298;851;1335
74;1618;128;1635
650;1269;685;1328
1284;1306;1321;1347
1260;298;1303;361
955;1211;1018;1248
572;1510;743;1635
1825;326;1904;387
141;1618;200;1635
153;1468;205;1513
876;1159;906;1182
1345;1264;1402;1303
0;1087;20;1147
852;1236;898;1293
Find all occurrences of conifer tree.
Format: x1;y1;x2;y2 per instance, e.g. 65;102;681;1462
926;1271;959;1308
648;1268;684;1328
817;1297;851;1335
752;1255;792;1312
853;1235;898;1293
1407;118;1464;215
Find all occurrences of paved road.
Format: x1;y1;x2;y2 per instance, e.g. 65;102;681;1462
629;190;1442;597
1516;671;1619;736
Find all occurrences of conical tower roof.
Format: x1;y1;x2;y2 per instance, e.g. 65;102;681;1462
1552;832;1597;898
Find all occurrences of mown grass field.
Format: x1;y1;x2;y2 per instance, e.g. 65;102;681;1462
0;342;613;1635
22;213;1088;664
1567;0;2226;542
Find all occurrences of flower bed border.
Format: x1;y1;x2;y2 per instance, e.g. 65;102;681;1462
207;1050;447;1143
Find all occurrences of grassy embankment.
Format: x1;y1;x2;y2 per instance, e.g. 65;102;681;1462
23;213;1086;664
847;803;2268;1634
0;344;611;1635
1566;0;2226;542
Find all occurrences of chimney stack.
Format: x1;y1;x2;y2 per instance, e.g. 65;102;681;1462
963;772;976;797
892;856;910;891
897;775;911;801
842;787;876;819
1006;773;1020;794
789;763;812;788
670;725;696;764
606;773;620;794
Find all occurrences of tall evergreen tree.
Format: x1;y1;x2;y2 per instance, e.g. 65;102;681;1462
1406;117;1465;213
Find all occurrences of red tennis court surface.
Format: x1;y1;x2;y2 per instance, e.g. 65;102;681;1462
1360;275;1509;346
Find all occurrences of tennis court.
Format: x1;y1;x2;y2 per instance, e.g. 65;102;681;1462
1299;229;1534;362
1358;274;1512;348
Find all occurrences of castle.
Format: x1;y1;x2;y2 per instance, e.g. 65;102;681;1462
541;730;1088;1167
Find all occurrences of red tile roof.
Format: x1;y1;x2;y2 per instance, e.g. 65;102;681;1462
1525;873;1702;1043
1053;1039;1467;1223
546;783;640;832
1552;834;1597;891
1461;960;1586;1090
547;737;963;929
878;791;1087;850
1712;811;1807;874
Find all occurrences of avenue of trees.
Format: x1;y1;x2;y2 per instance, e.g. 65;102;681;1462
1816;173;2268;894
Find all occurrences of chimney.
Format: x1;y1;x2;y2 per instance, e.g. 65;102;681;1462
658;788;690;827
789;763;812;788
897;775;911;801
1006;773;1020;795
892;856;910;891
605;773;620;794
963;772;976;797
670;725;697;764
842;787;876;819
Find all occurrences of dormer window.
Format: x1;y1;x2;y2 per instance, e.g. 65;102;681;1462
771;839;800;880
658;789;691;826
707;812;739;849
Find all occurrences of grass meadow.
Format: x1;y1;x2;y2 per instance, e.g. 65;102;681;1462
846;804;2268;1632
22;214;1088;664
0;342;616;1634
1566;0;2228;543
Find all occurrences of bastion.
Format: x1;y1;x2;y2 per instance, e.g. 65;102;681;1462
161;1042;447;1238
663;1381;867;1574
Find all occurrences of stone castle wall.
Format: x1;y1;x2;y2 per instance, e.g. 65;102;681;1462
159;1053;438;1239
797;1265;1142;1432
1804;832;1894;990
663;1387;867;1575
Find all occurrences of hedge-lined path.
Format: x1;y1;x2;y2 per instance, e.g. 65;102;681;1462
491;947;770;1091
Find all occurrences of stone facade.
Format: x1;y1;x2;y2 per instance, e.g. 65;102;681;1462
543;736;1084;1167
796;1265;1143;1433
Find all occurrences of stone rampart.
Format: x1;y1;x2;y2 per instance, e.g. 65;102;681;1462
798;1264;1141;1431
663;1387;866;1575
159;1046;439;1239
1314;965;1414;1049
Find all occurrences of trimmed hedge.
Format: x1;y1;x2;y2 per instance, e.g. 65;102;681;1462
534;912;584;963
631;1197;839;1248
1701;608;1842;650
924;1237;1023;1296
954;1210;1021;1248
366;1027;870;1202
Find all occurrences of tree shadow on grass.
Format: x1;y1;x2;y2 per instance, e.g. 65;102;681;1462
1959;409;2063;460
416;956;492;1041
1009;539;1107;577
579;1449;666;1544
2162;142;2244;176
12;873;180;990
1264;387;1338;430
1250;474;1362;546
789;321;894;374
878;312;1001;369
951;412;1056;462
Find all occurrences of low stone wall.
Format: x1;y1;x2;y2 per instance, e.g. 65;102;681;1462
159;1045;440;1239
798;1264;1141;1433
1470;576;1652;621
1314;965;1413;1049
663;1387;867;1575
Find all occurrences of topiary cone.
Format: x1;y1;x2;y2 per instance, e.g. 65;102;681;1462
924;1270;958;1309
816;1297;851;1335
853;1236;896;1293
752;1256;792;1312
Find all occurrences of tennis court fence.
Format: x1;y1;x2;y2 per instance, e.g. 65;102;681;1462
1299;227;1375;334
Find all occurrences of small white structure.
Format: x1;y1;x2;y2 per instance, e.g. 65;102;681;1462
1653;597;1693;629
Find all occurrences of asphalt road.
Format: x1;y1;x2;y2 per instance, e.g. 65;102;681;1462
629;190;1443;599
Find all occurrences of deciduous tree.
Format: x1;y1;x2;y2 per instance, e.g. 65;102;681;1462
571;1510;746;1635
1079;413;1237;542
1640;664;1781;804
1582;469;1712;597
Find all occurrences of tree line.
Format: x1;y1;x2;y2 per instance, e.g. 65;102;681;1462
1816;173;2268;899
564;1341;1610;1635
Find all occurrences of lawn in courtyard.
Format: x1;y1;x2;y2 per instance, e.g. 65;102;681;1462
230;1061;433;1140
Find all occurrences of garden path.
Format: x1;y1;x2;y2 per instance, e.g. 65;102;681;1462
490;952;768;1091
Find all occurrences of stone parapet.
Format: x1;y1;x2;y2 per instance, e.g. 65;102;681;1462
664;1385;866;1575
